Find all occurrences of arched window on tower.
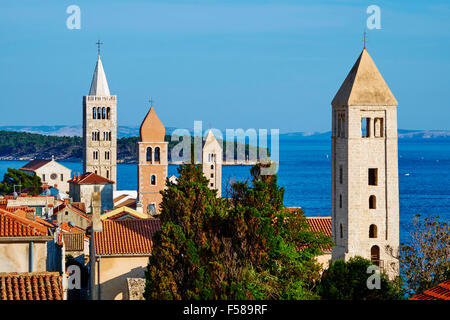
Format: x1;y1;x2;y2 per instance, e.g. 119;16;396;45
155;147;160;163
93;107;97;119
97;107;101;119
146;147;152;163
106;107;111;120
371;245;380;266
151;175;156;185
369;224;377;238
102;107;106;119
369;195;376;209
339;194;342;208
340;224;343;238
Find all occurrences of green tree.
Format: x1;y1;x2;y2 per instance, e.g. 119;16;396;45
400;214;449;297
0;168;42;196
317;256;404;300
144;163;332;300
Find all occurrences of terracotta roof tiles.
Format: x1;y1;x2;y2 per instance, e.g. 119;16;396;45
20;159;51;172
62;233;85;251
409;280;450;300
0;208;49;237
0;272;63;300
94;219;161;255
68;172;114;184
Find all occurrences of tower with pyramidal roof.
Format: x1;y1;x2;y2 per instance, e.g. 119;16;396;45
82;53;117;190
331;48;399;278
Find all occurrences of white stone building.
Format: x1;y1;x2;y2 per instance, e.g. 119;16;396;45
331;48;399;278
20;157;72;194
202;130;223;197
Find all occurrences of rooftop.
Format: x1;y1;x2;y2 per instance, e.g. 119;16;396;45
0;208;49;237
94;219;160;256
68;172;114;185
409;280;450;300
19;159;51;172
0;272;63;300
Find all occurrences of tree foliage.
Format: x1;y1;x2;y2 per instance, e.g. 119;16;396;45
144;164;332;300
0;168;42;196
317;256;404;300
400;214;450;296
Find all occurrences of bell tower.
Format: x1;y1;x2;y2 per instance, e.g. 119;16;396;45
83;52;117;190
331;48;399;278
202;130;223;197
137;105;168;215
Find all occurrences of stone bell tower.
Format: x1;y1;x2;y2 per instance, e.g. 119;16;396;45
331;48;399;278
83;53;117;190
202;130;223;197
137;105;168;215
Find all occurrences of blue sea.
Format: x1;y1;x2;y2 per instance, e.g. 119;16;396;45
1;139;449;245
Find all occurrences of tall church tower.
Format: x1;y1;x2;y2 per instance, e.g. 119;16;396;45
331;48;399;277
83;55;117;190
137;106;168;215
202;130;223;197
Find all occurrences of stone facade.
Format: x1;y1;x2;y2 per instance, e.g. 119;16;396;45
83;56;117;190
202;131;223;197
21;158;72;194
331;48;399;278
137;107;168;215
69;179;113;213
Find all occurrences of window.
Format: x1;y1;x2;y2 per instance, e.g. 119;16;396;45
369;195;376;209
93;107;97;119
95;170;97;174
146;147;152;162
97;107;101;120
374;118;384;138
50;173;57;180
371;245;380;266
94;186;100;192
337;112;345;138
151;175;156;185
211;165;214;170
109;132;111;141
210;183;214;187
339;194;342;208
61;174;63;181
339;165;343;184
147;203;156;215
102;107;106;119
340;224;343;238
368;168;378;186
106;107;111;120
361;117;370;137
106;170;109;179
65;211;68;216
155;147;160;163
43;174;46;182
369;224;378;238
105;151;110;160
210;173;214;178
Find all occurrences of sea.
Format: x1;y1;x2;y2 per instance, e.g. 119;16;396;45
1;139;449;245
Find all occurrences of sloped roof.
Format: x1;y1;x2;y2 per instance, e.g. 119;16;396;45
203;130;222;152
62;233;84;251
114;197;137;210
0;272;63;300
409;280;450;300
306;216;332;237
332;48;397;107
102;206;150;220
89;55;111;96
68;172;114;184
94;219;161;255
139;107;165;142
0;208;49;237
53;203;90;221
20;159;51;172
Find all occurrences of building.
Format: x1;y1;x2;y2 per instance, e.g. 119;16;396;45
202;130;223;197
0;272;64;300
137;106;168;215
68;172;114;213
409;280;450;300
89;192;160;300
0;208;52;273
20;157;72;194
52;199;91;230
4;195;56;218
101;206;150;220
331;48;399;278
83;53;117;189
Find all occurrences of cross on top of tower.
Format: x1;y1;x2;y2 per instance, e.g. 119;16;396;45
362;30;368;49
96;40;103;56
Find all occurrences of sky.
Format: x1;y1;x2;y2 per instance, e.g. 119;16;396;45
0;0;449;133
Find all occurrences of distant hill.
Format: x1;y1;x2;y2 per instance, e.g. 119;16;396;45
0;130;263;163
280;129;450;141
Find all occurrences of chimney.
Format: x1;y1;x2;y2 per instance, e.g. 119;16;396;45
64;198;70;205
92;191;102;232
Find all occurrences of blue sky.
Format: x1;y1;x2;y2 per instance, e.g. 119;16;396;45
0;0;449;132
